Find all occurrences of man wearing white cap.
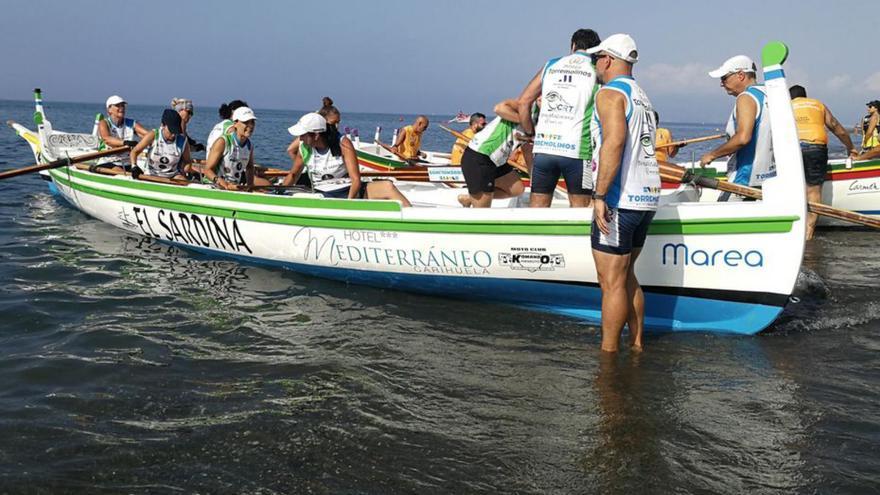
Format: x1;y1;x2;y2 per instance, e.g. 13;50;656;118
284;113;411;205
95;95;150;167
586;33;660;353
202;106;270;190
516;29;601;208
699;55;776;197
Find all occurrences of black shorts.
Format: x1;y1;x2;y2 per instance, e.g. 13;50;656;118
531;153;592;195
591;208;656;255
460;147;515;195
320;182;368;199
800;142;829;186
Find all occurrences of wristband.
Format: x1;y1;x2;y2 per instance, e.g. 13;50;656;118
592;193;606;201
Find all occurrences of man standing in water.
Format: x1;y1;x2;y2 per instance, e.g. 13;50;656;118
516;29;601;207
699;55;775;200
587;34;660;352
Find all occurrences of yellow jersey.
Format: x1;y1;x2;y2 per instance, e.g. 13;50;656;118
792;97;828;145
655;127;673;163
399;125;423;159
449;128;475;165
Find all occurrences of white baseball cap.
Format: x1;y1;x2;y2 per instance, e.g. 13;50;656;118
288;112;327;136
232;106;257;122
585;33;638;64
105;95;126;108
709;55;757;78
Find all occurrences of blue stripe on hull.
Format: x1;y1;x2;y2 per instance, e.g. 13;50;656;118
183;244;782;336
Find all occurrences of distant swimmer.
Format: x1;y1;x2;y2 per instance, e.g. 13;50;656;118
392;115;429;160
653;111;682;163
587;34;659;353
700;55;775;200
95;95;150;167
128;109;191;180
516;29;601;207
861;100;880;151
457;101;534;208
286;113;411;205
202;107;270;190
789;85;858;240
170;98;205;152
450;113;487;165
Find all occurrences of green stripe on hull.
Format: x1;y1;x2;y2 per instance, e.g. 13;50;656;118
356;149;408;169
51;168;797;236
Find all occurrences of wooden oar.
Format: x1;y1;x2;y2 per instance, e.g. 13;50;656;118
73;163;192;186
437;124;530;175
657;133;726;150
658;160;880;229
0;146;131;181
374;139;421;165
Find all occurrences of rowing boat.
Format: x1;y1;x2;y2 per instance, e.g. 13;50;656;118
8;43;807;334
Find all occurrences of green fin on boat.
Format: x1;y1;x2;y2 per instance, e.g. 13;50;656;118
33;111;43;126
761;41;788;67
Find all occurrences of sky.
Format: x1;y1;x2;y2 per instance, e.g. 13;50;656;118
0;0;877;124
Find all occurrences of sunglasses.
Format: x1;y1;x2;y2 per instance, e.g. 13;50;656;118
721;72;739;84
591;53;610;64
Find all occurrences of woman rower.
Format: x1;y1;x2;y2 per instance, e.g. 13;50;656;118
96;95;151;168
128;109;191;180
284;112;411;205
206;99;249;153
284;104;343;189
170;97;205;152
201;107;270;191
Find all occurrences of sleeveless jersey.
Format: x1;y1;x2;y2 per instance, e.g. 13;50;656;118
98;116;137;165
590;76;660;211
725;85;775;186
218;132;252;184
449;128;475;165
207;119;234;153
300;140;350;192
533;52;598;160
145;129;187;178
468;104;539;167
792;97;828;145
399;125;422;159
863;114;880;149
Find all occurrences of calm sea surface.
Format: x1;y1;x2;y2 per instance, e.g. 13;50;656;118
0;100;877;494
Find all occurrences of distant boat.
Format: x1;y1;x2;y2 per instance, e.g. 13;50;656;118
447;111;470;124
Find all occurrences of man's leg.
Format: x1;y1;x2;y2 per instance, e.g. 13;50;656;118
568;194;591;207
593;249;632;353
561;156;592;208
805;184;822;240
625;247;645;350
493;170;525;199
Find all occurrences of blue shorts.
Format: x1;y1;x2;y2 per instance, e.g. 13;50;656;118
530;153;592;195
591;208;656;255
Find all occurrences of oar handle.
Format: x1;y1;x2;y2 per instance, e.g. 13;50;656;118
0;146;131;181
659;133;727;150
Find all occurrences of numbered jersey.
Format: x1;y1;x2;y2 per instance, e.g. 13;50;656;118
219;133;252;184
301;140;350;192
591;76;660;211
725;85;775;186
533;52;598;160
145;130;187;178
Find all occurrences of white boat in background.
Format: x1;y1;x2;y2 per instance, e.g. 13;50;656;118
7;43;808;335
447;111;470;124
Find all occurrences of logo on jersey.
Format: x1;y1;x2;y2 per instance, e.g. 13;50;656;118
640;133;656;157
545;91;575;113
559;75;573;83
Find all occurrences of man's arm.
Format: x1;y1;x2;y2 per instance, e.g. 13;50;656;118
494;98;521;122
824;107;857;155
134;122;151;139
855;146;880;161
699;94;757;166
516;68;543;136
97;120;124;147
391;127;406;151
592;89;627;235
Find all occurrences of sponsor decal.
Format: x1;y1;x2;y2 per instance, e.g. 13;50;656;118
544;91;575;113
847;179;879;195
661;243;763;268
127;206;252;253
498;247;565;272
46;133;101;150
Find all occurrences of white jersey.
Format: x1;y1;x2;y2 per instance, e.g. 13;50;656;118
590;76;660;211
301;139;350;192
206;119;233;153
218;132;252;184
145;129;187;178
724;85;775;186
533;52;599;160
97;116;137;165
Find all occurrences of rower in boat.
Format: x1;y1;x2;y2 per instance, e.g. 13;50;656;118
206;99;249;153
128;109;191;180
457;101;533;208
654;112;681;163
285;112;411;206
95;95;150;167
700;55;775;201
586;34;659;352
861;100;880;152
284;103;343;189
170;98;205;152
449;113;487;165
201;107;270;190
392;116;429;161
516;28;601;208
